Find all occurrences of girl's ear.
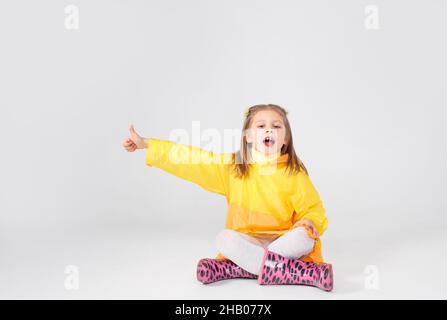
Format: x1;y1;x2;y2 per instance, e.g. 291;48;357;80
245;129;253;144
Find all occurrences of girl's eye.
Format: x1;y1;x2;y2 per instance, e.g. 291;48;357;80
257;125;281;129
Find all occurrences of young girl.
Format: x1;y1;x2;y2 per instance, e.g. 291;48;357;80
122;104;333;291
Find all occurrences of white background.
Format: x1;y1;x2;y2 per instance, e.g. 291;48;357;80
0;0;446;299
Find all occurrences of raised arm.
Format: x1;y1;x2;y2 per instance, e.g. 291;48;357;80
144;138;232;196
123;125;231;196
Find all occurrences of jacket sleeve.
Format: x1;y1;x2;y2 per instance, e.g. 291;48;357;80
289;170;329;237
144;138;231;196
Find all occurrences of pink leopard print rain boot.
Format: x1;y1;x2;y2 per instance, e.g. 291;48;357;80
197;258;257;284
257;250;333;291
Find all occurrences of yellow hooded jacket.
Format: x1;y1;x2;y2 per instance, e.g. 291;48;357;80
144;138;329;263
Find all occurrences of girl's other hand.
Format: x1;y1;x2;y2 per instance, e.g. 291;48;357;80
122;124;148;152
293;219;319;238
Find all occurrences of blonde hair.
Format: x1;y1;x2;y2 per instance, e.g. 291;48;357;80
232;104;308;179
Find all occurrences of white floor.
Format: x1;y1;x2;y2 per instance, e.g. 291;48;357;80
2;222;447;300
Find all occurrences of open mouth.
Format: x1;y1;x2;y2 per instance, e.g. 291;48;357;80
263;136;275;147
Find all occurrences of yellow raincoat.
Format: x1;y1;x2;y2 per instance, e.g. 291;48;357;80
145;138;329;263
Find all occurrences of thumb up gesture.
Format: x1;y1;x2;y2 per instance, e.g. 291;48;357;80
123;125;148;152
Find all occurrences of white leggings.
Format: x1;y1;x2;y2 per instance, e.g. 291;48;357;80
215;227;315;275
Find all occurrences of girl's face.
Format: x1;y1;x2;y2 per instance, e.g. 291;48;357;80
245;109;288;155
